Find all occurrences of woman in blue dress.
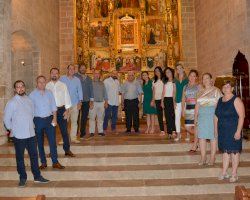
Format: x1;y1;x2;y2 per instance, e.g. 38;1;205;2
195;73;222;166
215;81;245;183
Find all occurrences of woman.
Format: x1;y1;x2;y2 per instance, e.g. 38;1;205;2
215;81;245;182
141;71;157;134
161;67;176;139
182;70;200;151
152;67;165;135
195;73;221;166
174;63;188;141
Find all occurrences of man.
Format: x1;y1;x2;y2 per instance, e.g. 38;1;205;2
74;65;94;138
103;71;120;133
60;64;83;143
89;70;108;136
4;80;49;187
121;71;143;133
46;68;75;157
29;76;65;169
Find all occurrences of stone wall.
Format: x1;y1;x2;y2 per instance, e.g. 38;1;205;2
11;0;60;78
0;0;11;144
59;0;74;74
180;0;198;70
194;0;249;76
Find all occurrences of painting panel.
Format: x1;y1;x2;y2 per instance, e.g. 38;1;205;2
146;19;166;45
145;0;166;15
90;51;111;72
114;0;139;9
89;0;109;18
89;21;109;48
118;56;141;72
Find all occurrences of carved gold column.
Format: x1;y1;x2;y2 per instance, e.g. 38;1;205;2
140;1;147;70
166;0;181;67
108;0;115;69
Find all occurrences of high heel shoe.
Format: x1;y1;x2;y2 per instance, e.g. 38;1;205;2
218;173;230;180
229;175;238;183
198;160;207;166
189;145;198;153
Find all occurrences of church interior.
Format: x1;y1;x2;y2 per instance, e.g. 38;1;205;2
0;0;250;199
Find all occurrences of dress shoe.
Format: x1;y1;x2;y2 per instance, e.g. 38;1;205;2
90;133;94;137
34;176;50;183
18;179;27;187
65;151;75;157
52;162;65;169
98;133;105;136
39;163;47;170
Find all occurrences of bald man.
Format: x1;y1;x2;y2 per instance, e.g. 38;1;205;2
121;71;143;133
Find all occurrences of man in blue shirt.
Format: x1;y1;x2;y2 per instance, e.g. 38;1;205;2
29;75;65;170
75;64;94;138
60;64;83;143
4;80;49;187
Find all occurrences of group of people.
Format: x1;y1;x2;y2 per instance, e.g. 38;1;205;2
3;63;245;187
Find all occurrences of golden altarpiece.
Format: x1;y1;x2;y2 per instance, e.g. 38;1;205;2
74;0;183;80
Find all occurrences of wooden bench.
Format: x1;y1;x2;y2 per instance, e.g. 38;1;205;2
235;186;250;200
0;195;45;200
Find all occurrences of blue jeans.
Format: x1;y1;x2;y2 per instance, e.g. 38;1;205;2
34;116;58;165
57;106;70;152
13;136;41;180
103;105;118;131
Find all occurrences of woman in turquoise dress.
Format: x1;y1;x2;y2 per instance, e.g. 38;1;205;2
141;71;157;134
195;73;222;166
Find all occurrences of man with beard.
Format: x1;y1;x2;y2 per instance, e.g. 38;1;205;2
46;68;75;157
4;80;49;187
103;71;120;133
75;65;94;139
29;75;65;169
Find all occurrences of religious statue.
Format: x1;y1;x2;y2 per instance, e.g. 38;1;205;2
148;29;156;44
158;50;166;67
101;0;109;17
174;41;180;57
77;46;83;62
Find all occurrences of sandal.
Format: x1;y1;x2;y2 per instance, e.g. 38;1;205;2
229;175;238;183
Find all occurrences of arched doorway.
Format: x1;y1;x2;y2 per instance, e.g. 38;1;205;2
11;30;40;94
233;51;250;129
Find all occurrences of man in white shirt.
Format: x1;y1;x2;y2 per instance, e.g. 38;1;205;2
46;68;75;157
103;71;120;133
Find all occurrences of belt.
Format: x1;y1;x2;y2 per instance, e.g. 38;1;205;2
57;105;65;109
35;115;52;119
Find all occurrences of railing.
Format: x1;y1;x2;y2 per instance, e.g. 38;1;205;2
0;195;46;200
235;186;250;200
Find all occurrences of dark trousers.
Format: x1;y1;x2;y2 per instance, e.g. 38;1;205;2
34;116;58;165
57;106;70;152
80;101;90;137
124;99;139;132
164;97;176;134
13;136;41;180
103;105;118;131
155;100;164;131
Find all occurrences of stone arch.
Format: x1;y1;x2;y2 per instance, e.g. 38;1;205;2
11;30;40;93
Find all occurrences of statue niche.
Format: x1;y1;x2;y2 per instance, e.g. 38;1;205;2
115;0;139;8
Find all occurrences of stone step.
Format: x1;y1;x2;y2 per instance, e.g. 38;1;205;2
1;167;250;181
0;182;249;197
0;141;249;154
1;152;250;166
46;194;235;200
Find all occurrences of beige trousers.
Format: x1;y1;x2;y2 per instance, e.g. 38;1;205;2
70;105;79;139
89;102;104;134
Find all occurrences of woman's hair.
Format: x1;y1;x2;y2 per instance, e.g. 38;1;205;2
175;63;187;81
222;80;235;88
163;67;175;83
153;66;163;83
202;72;212;79
188;69;199;77
141;71;149;85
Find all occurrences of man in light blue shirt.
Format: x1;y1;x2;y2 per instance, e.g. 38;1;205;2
121;71;143;133
29;75;65;170
4;80;49;187
60;64;83;143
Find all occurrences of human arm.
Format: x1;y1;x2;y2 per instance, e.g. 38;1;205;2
3;101;14;131
77;79;83;110
89;79;94;109
173;83;176;108
234;97;245;140
181;88;186;117
161;84;165;108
